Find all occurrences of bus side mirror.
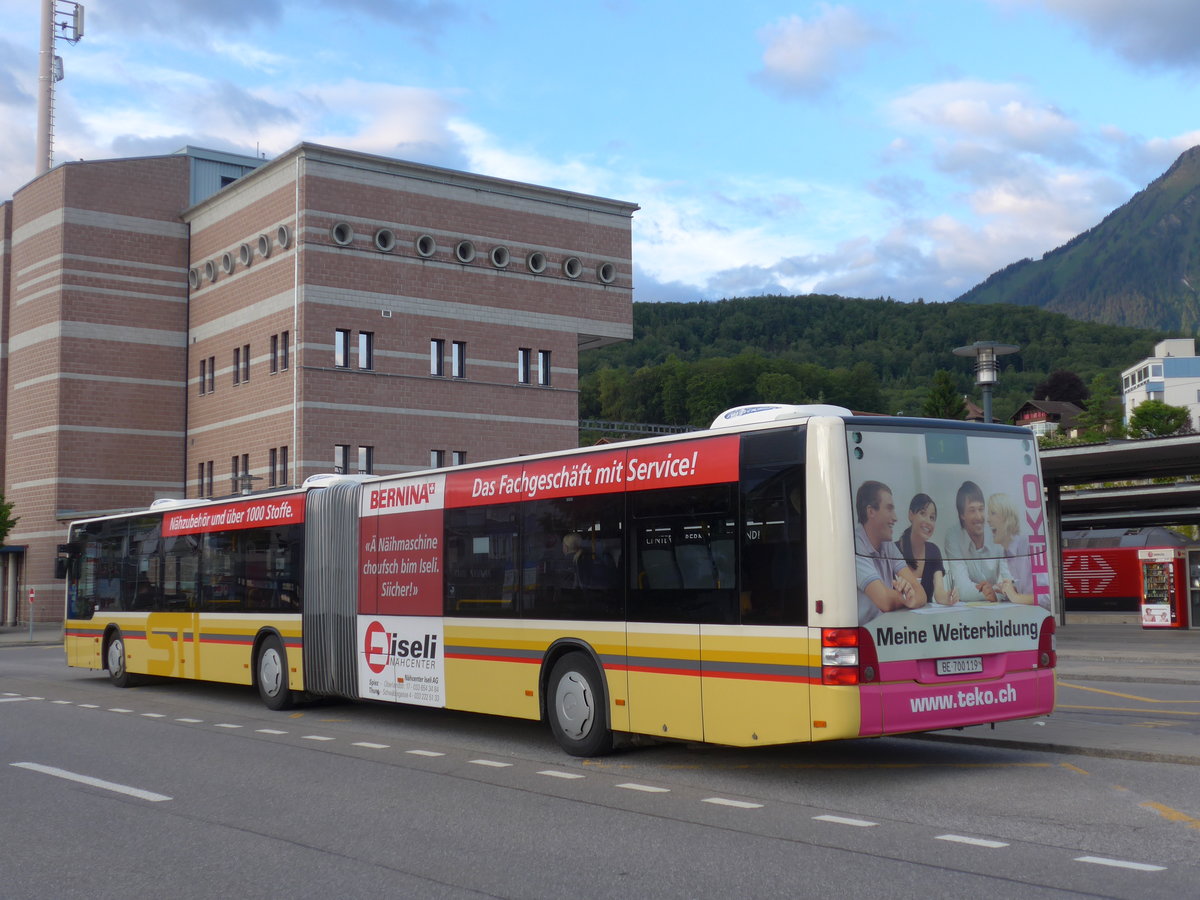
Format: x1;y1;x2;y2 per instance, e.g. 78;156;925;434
55;542;80;579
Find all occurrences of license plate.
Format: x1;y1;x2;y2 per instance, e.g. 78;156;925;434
936;656;983;676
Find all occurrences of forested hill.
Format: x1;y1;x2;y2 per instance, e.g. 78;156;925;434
955;145;1200;332
579;294;1163;427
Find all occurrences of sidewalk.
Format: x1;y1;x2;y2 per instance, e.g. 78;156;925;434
4;619;1197;764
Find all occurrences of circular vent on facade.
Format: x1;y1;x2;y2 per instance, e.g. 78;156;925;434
455;240;476;263
416;234;437;258
374;228;396;252
562;256;582;279
527;251;547;274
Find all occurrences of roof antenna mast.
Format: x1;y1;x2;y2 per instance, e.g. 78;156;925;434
36;0;85;176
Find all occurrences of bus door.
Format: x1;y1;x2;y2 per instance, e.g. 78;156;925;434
626;485;740;742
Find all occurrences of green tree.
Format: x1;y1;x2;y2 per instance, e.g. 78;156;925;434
0;494;17;546
1128;399;1193;437
1072;374;1126;440
921;370;968;419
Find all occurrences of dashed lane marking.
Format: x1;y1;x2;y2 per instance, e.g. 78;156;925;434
12;762;172;803
814;814;878;827
1075;856;1165;872
936;834;1008;848
702;797;763;809
617;783;670;793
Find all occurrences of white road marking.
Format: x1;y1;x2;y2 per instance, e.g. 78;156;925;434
107;708;132;713
703;797;763;809
469;759;512;768
1075;856;1165;872
78;704;99;709
352;742;389;749
0;697;31;703
175;718;203;723
141;713;165;718
302;735;334;741
616;783;670;793
51;700;73;705
538;770;586;779
937;835;1009;848
213;723;241;729
406;750;445;757
256;729;288;735
814;814;878;827
12;762;171;802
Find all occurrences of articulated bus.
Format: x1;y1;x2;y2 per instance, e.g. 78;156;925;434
61;405;1056;755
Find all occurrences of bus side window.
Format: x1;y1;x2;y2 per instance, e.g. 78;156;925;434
740;428;806;626
628;484;738;625
444;504;518;617
521;495;624;621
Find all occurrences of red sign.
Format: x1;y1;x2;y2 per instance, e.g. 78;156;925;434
445;435;741;508
162;494;306;536
27;588;34;605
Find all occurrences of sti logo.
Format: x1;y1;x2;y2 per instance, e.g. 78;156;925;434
363;620;439;674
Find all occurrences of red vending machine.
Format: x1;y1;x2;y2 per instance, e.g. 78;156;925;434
1137;549;1189;628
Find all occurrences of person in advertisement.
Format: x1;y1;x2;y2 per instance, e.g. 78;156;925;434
943;480;1015;603
896;493;959;606
854;480;927;624
987;492;1047;607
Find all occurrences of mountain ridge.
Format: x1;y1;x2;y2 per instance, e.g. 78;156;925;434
955;146;1200;332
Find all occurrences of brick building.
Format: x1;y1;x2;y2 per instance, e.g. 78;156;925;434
0;144;636;624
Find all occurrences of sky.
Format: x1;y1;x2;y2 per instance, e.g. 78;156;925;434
3;0;1200;304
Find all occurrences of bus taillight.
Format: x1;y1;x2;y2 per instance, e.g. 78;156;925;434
1037;617;1057;669
821;628;878;685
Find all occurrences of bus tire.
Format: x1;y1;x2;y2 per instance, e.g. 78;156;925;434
106;630;137;688
256;636;294;711
547;652;613;757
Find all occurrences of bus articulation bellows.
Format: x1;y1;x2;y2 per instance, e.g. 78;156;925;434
61;405;1056;755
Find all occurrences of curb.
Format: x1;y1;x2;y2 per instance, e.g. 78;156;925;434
913;731;1200;768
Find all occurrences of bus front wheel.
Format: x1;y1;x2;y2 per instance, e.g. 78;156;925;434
256;636;294;711
106;630;136;688
547;652;613;757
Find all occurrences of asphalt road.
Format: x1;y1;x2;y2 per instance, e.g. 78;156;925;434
3;643;1199;899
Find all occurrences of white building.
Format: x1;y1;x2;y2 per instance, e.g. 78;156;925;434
1121;338;1200;428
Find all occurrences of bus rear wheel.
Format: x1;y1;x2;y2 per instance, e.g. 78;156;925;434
106;630;137;688
256;636;294;711
547;652;613;757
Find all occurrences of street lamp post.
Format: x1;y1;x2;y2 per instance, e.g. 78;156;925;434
953;341;1019;424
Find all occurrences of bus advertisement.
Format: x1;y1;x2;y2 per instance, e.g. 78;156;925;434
61;406;1056;755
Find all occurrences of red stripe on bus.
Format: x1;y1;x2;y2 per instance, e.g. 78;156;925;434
445;653;541;665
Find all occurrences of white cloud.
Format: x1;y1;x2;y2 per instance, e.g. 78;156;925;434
890;80;1083;163
753;4;883;98
1003;0;1200;69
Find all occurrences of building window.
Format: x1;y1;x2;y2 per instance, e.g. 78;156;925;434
334;444;350;474
241;344;250;382
241;453;250;490
199;358;208;395
269;448;278;487
335;330;351;368
270;335;279;374
452;341;467;378
430;449;445;468
538;349;552;386
207;356;215;393
281;331;290;370
430;339;445;376
452;450;467;466
231;455;240;492
279;446;288;486
233;348;241;385
358;331;374;370
205;461;213;497
518;348;531;384
197;462;205;496
357;445;374;474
